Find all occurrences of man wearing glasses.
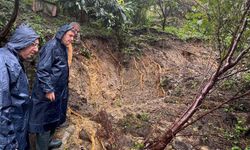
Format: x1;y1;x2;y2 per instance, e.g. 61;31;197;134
0;24;39;150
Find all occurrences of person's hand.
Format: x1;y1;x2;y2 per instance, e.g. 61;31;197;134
46;92;55;101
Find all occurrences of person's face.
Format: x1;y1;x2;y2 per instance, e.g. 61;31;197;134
62;30;75;46
72;25;80;41
72;26;80;34
19;39;39;60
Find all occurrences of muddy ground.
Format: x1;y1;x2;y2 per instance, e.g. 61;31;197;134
50;33;250;150
2;1;246;149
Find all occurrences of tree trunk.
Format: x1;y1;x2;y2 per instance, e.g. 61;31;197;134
80;10;88;24
0;0;19;42
162;17;166;31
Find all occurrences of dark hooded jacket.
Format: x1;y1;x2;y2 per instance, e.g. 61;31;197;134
0;24;39;150
29;25;72;133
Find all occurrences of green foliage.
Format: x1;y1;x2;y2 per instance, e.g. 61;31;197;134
0;0;14;29
164;25;206;40
233;72;250;92
159;0;250;44
182;8;210;39
117;1;135;27
224;100;248;113
128;1;208;40
231;146;250;150
224;117;248;145
18;1;74;45
242;72;250;83
221;79;237;90
125;0;154;26
132;141;144;150
23;0;33;5
94;0;127;29
172;86;182;96
79;47;92;59
80;23;114;38
59;0;128;29
195;0;249;57
136;113;150;122
58;0;132;51
232;146;242;150
152;0;194;30
122;46;142;57
118;113;150;131
235;119;247;135
224;106;234;113
21;14;55;45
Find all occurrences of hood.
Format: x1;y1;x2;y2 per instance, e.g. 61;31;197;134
55;24;73;40
6;24;39;51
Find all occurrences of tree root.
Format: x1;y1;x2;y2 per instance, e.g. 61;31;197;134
133;57;144;89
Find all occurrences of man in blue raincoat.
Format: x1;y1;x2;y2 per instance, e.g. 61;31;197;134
29;24;76;150
0;24;39;150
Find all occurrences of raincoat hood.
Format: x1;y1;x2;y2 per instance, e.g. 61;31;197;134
0;24;37;149
29;24;71;133
55;24;73;40
6;24;39;51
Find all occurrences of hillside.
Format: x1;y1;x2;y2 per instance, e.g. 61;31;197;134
57;33;249;149
1;1;250;150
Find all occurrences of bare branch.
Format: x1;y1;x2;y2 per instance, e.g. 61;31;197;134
221;2;250;63
232;46;250;65
180;90;250;130
157;0;165;18
218;45;250;76
218;67;250;80
216;2;223;56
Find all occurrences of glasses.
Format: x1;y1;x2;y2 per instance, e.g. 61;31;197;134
31;42;39;48
72;29;80;35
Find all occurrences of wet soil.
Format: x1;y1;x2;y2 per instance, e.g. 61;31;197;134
52;35;250;150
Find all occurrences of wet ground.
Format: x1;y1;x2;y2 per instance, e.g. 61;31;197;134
47;35;249;150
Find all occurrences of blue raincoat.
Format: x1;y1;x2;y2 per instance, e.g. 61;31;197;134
29;25;72;133
0;24;39;150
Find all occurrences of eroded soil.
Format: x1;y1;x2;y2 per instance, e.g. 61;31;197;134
54;35;249;150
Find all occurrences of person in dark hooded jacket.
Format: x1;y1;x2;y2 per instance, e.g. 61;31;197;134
0;24;39;150
29;24;76;150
